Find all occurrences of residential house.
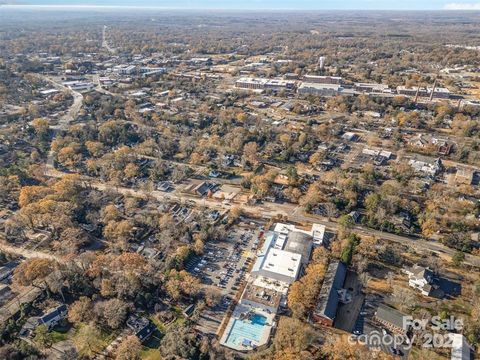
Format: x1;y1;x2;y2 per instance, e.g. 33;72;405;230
408;158;443;177
0;262;17;282
0;284;12;300
126;315;155;342
403;265;437;297
19;304;68;337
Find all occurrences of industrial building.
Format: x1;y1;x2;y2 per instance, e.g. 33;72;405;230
303;75;342;84
298;83;343;96
354;82;391;94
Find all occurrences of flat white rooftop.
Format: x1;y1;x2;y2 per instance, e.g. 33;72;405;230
261;248;301;280
273;222;326;245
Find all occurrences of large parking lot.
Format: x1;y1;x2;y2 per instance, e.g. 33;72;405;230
185;220;264;335
185;222;263;297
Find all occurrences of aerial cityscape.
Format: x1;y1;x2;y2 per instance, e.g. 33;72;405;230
0;3;479;360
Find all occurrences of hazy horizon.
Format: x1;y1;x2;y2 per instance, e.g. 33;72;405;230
2;0;480;11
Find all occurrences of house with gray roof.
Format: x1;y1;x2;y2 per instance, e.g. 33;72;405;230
19;304;67;338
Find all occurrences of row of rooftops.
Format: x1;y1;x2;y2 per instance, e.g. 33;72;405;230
235;76;454;99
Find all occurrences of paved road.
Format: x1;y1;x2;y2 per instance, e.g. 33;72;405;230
102;25;116;54
36;74;83;130
42;164;480;269
32;71;480;270
0;238;64;262
91;74;123;98
33;74;84;173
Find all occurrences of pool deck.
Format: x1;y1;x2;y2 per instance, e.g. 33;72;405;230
220;303;275;352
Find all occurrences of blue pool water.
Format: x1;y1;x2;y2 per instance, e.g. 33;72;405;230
224;314;268;347
251;314;267;326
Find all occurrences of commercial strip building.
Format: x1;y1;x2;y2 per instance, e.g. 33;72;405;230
220;222;324;352
354;82;392;94
397;86;451;99
235;77;295;91
62;81;95;92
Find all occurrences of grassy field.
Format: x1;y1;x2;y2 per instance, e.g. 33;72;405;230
50;323;71;343
141;347;162;360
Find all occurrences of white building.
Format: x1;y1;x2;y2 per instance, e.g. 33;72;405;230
297;83;343;96
408;158;443;176
354;82;391;94
62;81;94;92
235;77;295;91
403;265;435;296
449;333;473;360
113;65;137;75
273;222;326;246
40;89;59;96
318;56;325;70
252;247;302;284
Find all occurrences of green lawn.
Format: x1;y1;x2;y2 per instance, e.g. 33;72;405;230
141;347;162;360
50;323;72;343
149;316;167;334
50;330;69;343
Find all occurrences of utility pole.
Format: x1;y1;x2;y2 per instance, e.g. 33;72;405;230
414;86;420;103
429;78;437;102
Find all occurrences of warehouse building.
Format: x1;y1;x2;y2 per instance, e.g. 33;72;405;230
298;83;343;96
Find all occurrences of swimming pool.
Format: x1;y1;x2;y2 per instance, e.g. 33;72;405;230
251;314;267;326
223;314;268;348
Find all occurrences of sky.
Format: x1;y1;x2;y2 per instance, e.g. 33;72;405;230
4;0;480;10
